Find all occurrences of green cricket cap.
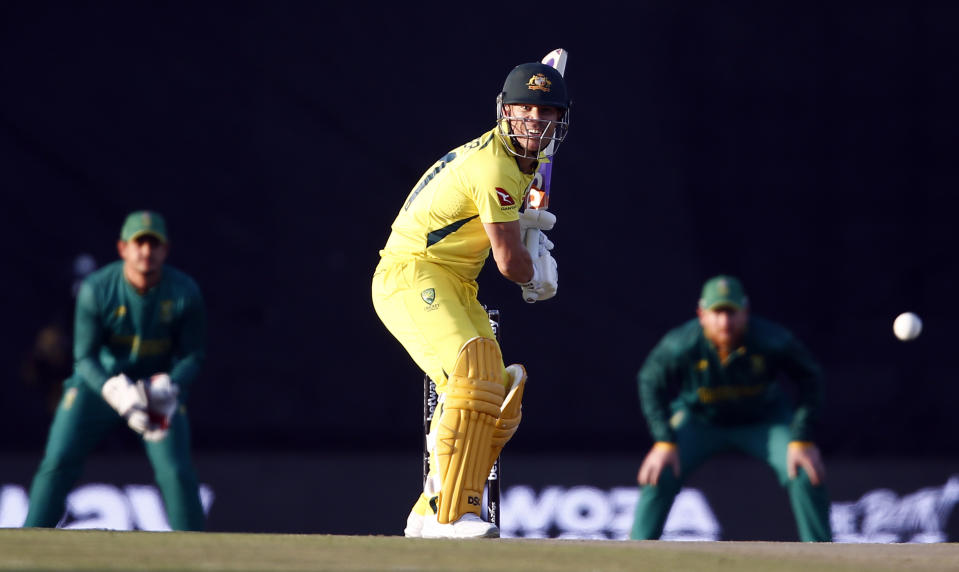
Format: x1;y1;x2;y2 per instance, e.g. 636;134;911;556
699;275;748;310
120;210;168;243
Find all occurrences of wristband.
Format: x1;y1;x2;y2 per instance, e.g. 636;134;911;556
788;441;815;450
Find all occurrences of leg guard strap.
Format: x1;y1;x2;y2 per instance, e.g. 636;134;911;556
487;364;526;470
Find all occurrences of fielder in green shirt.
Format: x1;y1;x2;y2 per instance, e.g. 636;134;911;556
631;275;832;542
24;211;206;530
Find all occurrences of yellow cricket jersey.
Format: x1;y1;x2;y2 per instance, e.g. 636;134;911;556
378;127;542;281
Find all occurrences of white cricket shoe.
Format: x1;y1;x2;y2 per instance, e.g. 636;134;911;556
404;509;424;538
421;512;499;539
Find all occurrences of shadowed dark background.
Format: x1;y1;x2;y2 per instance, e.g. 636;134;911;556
2;3;957;464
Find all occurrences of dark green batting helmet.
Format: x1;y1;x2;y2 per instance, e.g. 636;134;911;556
495;62;571;159
498;62;570;111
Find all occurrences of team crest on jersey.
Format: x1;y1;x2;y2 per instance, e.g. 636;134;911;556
159;300;174;323
113;305;127;318
526;73;552;93
421;288;436;305
495;187;516;207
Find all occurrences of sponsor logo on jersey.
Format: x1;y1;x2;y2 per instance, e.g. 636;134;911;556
495;188;515;207
526;74;552;93
697;383;767;404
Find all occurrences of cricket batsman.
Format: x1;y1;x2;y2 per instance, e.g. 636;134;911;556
631;275;832;541
24;211;206;530
372;60;571;538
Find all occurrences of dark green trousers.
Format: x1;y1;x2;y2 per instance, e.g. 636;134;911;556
631;410;832;542
24;381;205;530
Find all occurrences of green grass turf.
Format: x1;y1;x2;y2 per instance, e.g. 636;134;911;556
0;529;957;572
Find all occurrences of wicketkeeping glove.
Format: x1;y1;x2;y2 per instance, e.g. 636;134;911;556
101;374;150;434
143;374;180;442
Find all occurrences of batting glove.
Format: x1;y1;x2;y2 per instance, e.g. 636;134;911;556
518;209;556;233
101;374;150;434
520;252;558;303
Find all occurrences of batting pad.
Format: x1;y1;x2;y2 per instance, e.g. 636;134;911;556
486;364;526;470
435;337;506;524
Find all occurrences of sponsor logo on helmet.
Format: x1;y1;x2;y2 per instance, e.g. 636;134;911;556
526;73;552;93
495;188;515;207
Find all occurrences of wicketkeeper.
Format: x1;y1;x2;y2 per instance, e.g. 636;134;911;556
372;60;571;538
24;211;206;530
631;275;832;542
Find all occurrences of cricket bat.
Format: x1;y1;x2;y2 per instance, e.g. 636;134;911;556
524;48;568;255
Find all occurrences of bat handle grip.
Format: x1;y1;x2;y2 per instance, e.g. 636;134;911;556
524;228;541;256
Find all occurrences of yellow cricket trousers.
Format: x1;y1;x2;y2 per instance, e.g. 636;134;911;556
371;258;505;391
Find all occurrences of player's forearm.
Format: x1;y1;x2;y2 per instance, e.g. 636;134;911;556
638;374;675;442
496;250;534;283
72;281;108;391
168;295;206;392
75;357;109;392
168;352;204;392
73;323;107;390
73;325;109;391
790;371;825;441
642;408;675;443
790;401;819;442
484;220;533;282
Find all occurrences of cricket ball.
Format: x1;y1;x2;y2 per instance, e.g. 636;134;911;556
893;312;922;341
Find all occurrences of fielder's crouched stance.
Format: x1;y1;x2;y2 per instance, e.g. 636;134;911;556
371;58;570;538
24;211;206;531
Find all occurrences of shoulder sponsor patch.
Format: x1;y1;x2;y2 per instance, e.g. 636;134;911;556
495;187;515;207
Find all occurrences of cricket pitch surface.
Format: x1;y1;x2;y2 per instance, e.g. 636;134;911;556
1;529;956;571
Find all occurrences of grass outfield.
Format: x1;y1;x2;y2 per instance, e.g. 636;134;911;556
0;530;957;572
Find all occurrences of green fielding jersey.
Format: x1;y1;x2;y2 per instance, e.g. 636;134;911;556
638;316;824;443
68;260;206;397
377;127;538;281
